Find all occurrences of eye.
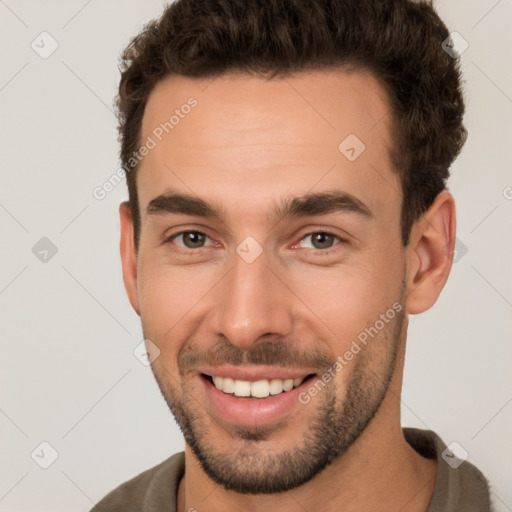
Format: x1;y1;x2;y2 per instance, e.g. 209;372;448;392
297;232;343;251
166;230;215;250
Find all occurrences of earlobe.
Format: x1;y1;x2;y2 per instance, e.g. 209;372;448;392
119;201;141;316
405;190;456;315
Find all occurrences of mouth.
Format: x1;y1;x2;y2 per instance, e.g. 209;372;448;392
198;370;319;427
200;373;316;398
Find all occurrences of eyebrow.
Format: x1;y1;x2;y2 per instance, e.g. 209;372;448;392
146;190;373;225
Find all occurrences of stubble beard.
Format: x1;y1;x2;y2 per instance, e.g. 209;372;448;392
150;299;405;494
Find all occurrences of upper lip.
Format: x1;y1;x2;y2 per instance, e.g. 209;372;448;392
196;364;316;382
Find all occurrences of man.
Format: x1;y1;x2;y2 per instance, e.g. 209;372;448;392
92;0;491;510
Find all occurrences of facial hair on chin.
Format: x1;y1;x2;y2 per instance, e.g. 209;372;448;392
148;296;405;494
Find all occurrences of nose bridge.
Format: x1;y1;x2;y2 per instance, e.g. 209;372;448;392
213;250;293;349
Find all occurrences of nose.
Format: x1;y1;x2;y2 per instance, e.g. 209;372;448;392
211;250;294;350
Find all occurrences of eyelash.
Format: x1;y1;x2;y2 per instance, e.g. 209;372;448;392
163;230;345;257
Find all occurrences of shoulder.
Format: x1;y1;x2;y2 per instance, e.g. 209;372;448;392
403;427;491;512
90;451;185;512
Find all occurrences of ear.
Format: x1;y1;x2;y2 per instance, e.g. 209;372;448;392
119;201;140;316
405;190;456;315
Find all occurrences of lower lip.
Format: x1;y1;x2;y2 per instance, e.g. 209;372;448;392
199;374;316;427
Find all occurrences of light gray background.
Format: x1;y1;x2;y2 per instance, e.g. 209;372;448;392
1;1;511;510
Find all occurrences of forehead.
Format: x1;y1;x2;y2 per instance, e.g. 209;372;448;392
138;68;398;224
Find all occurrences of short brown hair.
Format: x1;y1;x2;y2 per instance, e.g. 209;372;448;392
116;0;466;249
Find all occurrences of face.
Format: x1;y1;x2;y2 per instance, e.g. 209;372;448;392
127;69;409;493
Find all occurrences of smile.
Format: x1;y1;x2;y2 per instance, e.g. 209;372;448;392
198;368;319;427
202;373;315;398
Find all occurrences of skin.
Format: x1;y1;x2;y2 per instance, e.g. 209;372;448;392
119;68;456;512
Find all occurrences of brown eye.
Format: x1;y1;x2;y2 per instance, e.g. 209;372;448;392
182;232;206;248
312;233;336;249
170;231;211;249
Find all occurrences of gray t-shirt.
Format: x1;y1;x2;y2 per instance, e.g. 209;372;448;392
91;428;490;512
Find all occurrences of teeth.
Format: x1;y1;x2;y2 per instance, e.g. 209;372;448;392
222;377;235;394
282;378;294;391
209;375;306;398
233;380;251;397
213;376;223;390
269;379;284;395
251;380;270;398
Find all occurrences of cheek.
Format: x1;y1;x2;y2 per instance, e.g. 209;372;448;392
288;261;403;346
136;257;219;342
